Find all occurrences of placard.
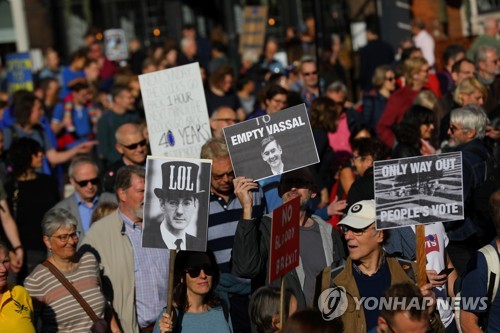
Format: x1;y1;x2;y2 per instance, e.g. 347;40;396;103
269;196;300;283
239;6;268;56
104;29;128;61
374;152;464;229
142;156;212;251
139;63;211;158
223;104;319;181
6;52;33;94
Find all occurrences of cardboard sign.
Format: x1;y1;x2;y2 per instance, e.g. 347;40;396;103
6;52;33;94
142;156;212;251
140;63;211;158
269;196;300;283
104;29;128;61
239;6;268;56
374;152;464;229
223;104;319;181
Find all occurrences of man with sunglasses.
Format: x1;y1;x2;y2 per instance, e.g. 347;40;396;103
210;106;238;139
53;155;115;237
321;200;442;333
445;105;492;275
297;56;320;109
102;123;147;192
232;168;344;309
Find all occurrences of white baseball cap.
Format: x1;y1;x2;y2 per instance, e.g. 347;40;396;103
338;200;376;229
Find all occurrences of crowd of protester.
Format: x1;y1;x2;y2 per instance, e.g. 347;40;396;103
0;13;500;333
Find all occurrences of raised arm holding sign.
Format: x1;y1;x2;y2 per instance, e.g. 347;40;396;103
232;168;344;309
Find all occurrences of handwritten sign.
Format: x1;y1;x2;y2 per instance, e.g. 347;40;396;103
223;104;319;181
6;52;33;94
104;29;128;61
269;196;300;283
374;152;464;229
139;63;211;158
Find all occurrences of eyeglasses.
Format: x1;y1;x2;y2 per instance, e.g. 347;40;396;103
212;118;238;123
51;231;81;243
185;263;215;278
340;225;375;236
302;71;317;76
121;139;147;150
212;171;235;181
448;125;468;134
271;98;287;104
73;177;99;187
385;76;396;81
351;155;363;164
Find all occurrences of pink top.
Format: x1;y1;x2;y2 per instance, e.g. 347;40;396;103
328;112;352;155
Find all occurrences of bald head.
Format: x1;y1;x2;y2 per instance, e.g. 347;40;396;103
210;107;237;138
115;122;147;165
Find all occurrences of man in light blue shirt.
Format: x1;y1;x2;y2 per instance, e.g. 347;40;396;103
53;155;115;236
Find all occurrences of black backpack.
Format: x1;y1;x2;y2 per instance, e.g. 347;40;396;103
467;147;500;238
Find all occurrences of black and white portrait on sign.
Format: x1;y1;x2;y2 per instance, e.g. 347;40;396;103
223;104;319;181
373;152;464;230
142;156;211;251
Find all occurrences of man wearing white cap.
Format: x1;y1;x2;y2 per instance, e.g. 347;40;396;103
320;200;443;333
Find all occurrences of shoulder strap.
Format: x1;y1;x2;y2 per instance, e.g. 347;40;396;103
42;260;99;323
220;299;230;324
479;245;500;304
396;258;417;283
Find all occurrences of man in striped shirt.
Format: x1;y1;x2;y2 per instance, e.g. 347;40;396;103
201;138;266;333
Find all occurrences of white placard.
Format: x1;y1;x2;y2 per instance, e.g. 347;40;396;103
139;63;211;158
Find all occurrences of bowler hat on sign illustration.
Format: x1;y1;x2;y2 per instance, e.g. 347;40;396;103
154;161;205;199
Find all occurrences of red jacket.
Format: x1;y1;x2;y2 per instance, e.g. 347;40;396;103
376;86;419;148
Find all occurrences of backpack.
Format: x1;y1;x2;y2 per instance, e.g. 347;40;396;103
466;146;500;238
454;244;500;332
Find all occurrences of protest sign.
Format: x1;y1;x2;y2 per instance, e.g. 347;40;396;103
6;52;33;94
223;104;319;181
269;196;300;283
239;6;268;57
142;156;212;252
374;152;464;229
104;29;128;61
139;63;211;158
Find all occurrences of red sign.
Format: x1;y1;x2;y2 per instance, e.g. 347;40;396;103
269;196;300;283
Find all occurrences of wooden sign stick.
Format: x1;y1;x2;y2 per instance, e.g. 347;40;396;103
415;225;426;287
166;249;177;314
280;277;286;328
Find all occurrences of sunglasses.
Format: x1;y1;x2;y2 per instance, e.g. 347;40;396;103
121;139;147;150
385;76;395;81
302;71;317;76
449;125;467;134
185;263;215;278
73;177;99;187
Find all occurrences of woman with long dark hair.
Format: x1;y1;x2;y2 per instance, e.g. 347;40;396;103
5;138;59;282
393;105;436;158
153;251;231;333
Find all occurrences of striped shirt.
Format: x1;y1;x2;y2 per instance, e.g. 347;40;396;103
120;211;169;328
23;252;106;333
208;188;266;273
